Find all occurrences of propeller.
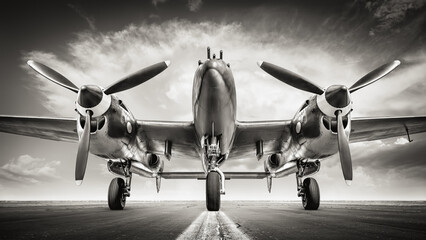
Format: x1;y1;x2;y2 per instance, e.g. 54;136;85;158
27;60;79;93
75;111;91;185
104;61;170;94
349;60;400;93
257;61;324;95
258;60;400;94
336;110;352;185
259;59;400;184
27;59;170;185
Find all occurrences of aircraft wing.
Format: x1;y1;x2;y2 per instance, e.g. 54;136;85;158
228;120;292;159
0;115;78;142
137;120;200;160
350;116;426;142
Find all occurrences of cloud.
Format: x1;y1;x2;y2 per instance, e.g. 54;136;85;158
188;0;203;12
0;155;61;183
394;137;409;145
21;17;426;120
365;0;425;33
68;4;96;31
350;133;426;178
152;0;168;7
16;21;346;119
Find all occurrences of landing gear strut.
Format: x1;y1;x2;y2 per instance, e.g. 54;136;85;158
296;170;320;210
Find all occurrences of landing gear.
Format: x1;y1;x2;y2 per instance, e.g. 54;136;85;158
296;160;320;210
108;172;131;210
297;177;320;210
202;131;225;211
107;160;132;210
206;171;221;211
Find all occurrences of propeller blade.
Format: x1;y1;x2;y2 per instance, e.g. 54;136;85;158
257;61;324;95
27;60;79;93
336;111;353;185
349;60;400;93
75;112;91;185
104;61;170;94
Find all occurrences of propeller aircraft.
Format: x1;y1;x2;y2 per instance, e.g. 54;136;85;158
0;47;425;211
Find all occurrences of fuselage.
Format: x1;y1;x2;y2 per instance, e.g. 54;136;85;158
192;59;237;159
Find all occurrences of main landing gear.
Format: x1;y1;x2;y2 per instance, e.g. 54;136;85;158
108;173;131;210
297;172;320;210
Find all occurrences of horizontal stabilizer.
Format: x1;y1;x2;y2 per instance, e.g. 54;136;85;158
160;172;268;179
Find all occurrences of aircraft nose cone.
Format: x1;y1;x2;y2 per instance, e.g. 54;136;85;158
325;85;350;108
203;69;224;88
78;85;103;108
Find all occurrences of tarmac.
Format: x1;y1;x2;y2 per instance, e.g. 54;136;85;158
0;201;425;239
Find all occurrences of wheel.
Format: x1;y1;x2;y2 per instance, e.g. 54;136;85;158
206;171;221;211
302;177;320;210
108;177;126;210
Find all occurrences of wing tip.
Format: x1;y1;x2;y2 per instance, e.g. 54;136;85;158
75;180;83;186
394;60;401;66
257;61;263;67
27;60;36;68
165;60;171;67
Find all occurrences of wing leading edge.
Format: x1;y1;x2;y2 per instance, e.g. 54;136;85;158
350;116;426;143
0;115;77;142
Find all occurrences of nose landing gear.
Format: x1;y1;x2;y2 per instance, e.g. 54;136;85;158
203;134;226;211
206;170;221;211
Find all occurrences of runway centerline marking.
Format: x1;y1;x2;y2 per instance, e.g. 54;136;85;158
177;211;250;240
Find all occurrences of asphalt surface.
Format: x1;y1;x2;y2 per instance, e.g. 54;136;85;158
0;201;425;240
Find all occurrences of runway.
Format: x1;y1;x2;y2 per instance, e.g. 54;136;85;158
0;201;425;239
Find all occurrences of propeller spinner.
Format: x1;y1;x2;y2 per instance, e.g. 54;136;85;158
258;60;400;184
27;60;170;185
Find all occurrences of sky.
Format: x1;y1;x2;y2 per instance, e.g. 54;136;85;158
0;0;425;201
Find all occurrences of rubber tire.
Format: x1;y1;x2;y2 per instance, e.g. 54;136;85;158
108;177;126;210
206;171;221;211
302;177;320;210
